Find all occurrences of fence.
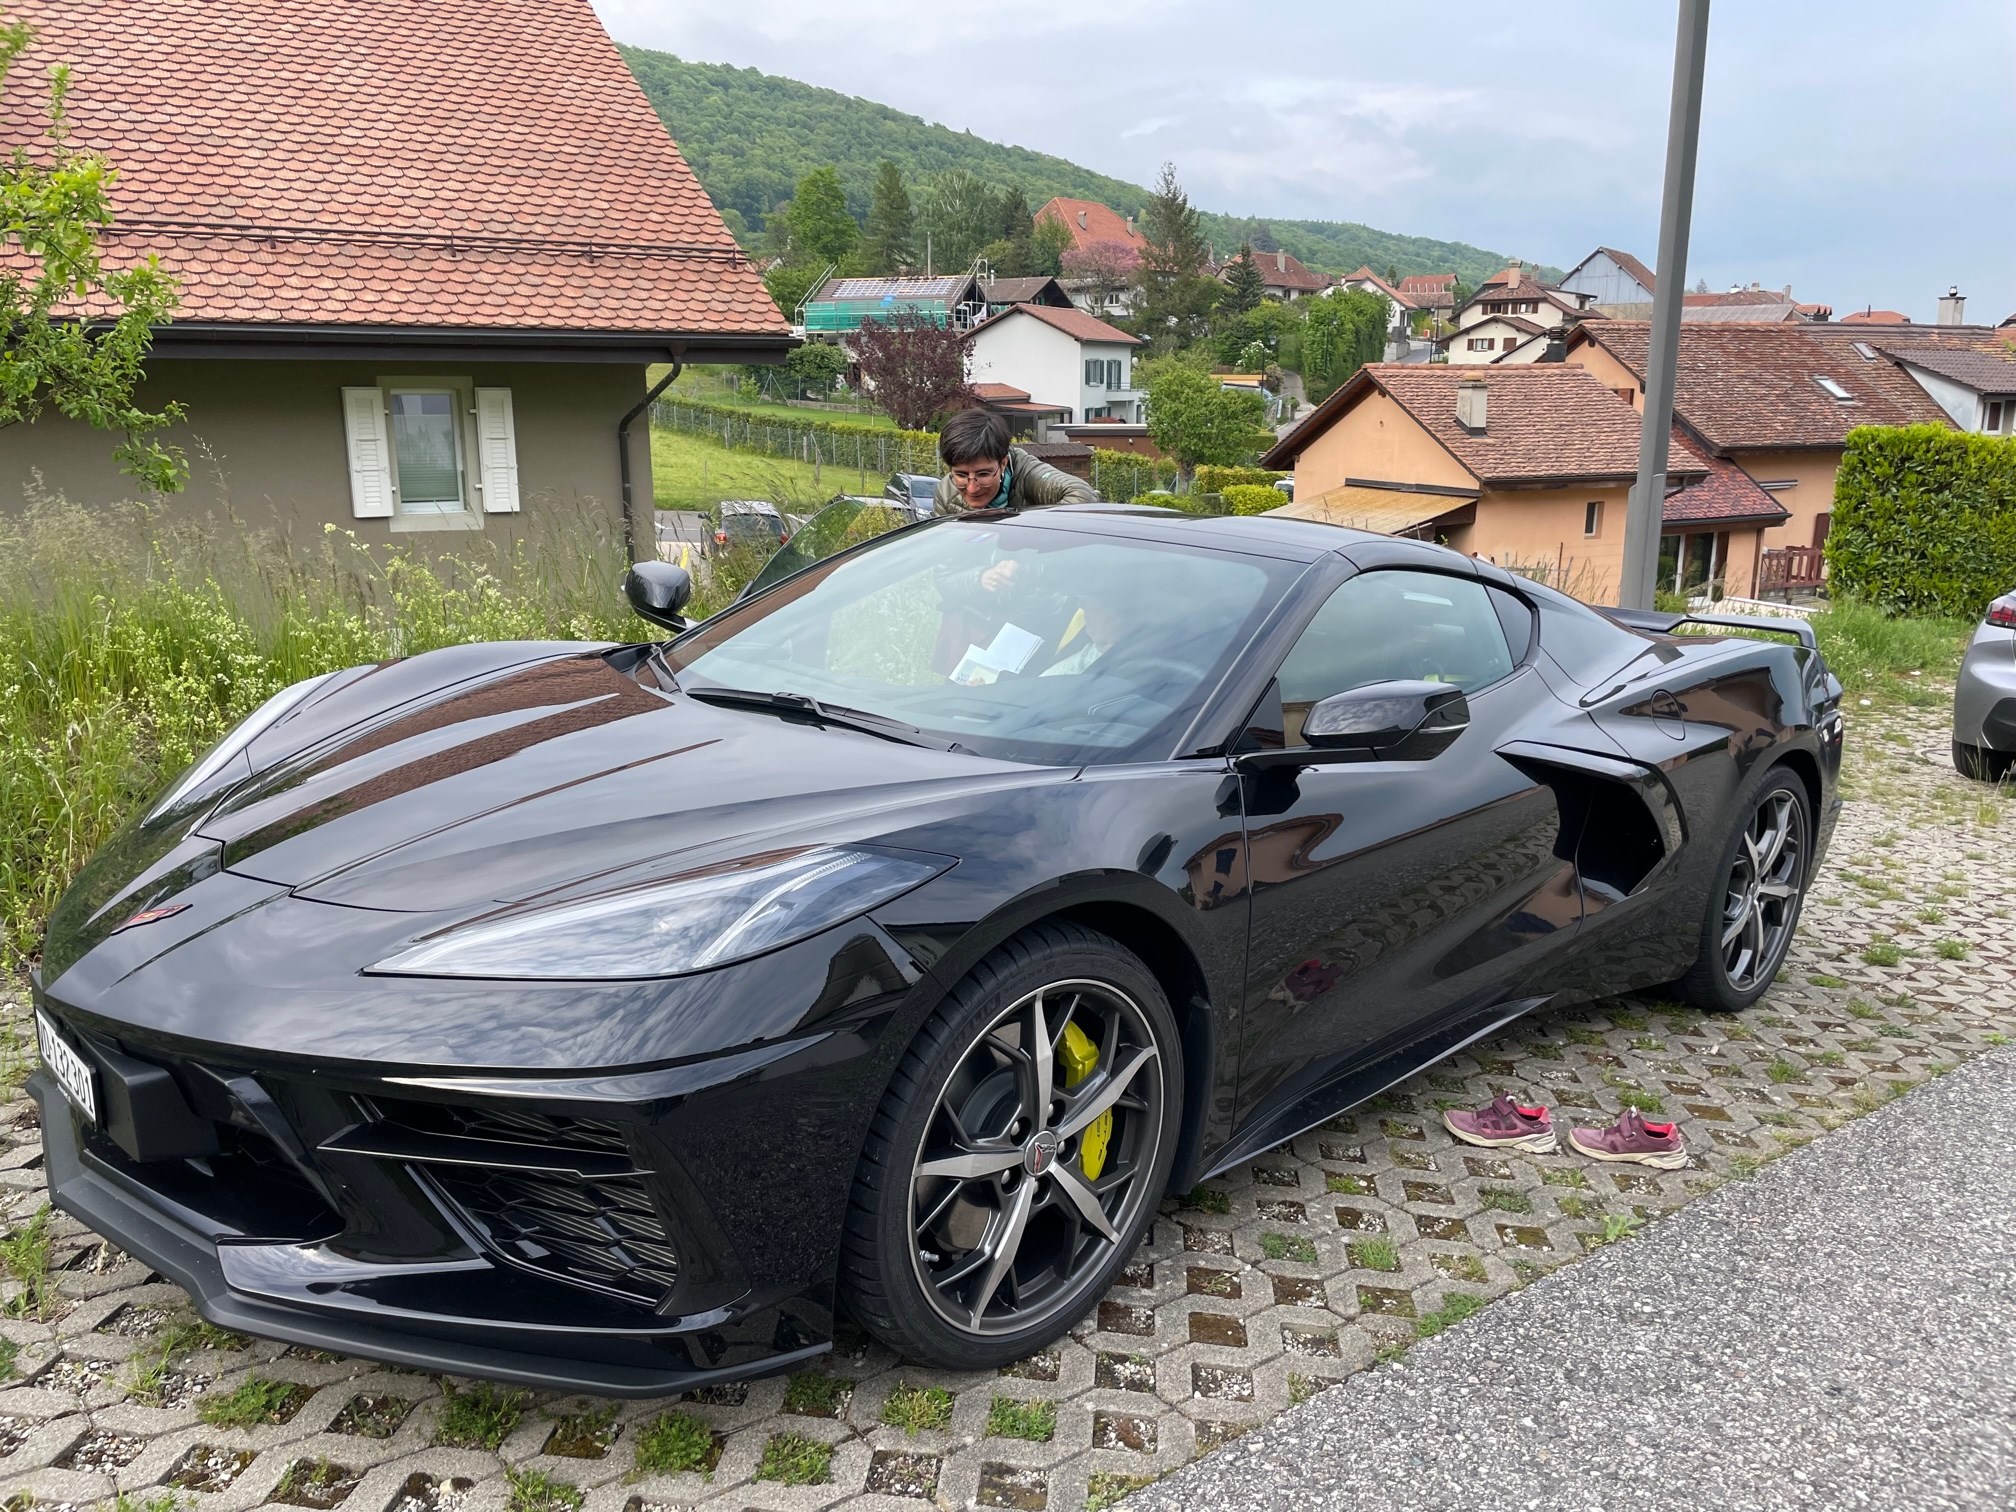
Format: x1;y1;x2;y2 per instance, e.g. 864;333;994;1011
652;396;1181;502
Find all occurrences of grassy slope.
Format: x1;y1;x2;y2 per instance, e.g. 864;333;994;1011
620;44;1542;283
650;427;886;512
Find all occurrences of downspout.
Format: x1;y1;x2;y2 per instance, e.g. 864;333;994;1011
618;357;682;563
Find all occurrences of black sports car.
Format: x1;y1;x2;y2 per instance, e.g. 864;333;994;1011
30;504;1844;1394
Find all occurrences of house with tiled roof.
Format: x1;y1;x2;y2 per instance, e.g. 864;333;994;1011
1034;197;1145;317
1564;320;1955;554
1878;336;2016;435
1332;267;1416;350
1396;273;1459;318
1446;264;1593;363
1251;248;1329;301
1559;248;1659;310
968;303;1144;431
0;0;789;554
1260;364;1782;600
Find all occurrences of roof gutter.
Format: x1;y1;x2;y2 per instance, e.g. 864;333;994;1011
619;361;681;565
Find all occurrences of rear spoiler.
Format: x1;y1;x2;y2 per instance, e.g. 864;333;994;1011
1604;606;1818;652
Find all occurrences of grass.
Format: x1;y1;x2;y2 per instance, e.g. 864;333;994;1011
629;1411;716;1478
880;1382;954;1434
1478;1185;1532;1214
1809;973;1850;989
1181;1185;1232;1214
649;425;870;514
0;495;654;973
986;1396;1057;1441
1086;1471;1161;1510
1765;1059;1802;1084
274;1458;350;1503
1809;600;1973;702
1862;942;1905;967
1349;1237;1401;1272
0;1335;16;1379
781;1369;853;1416
1593;1212;1646;1246
197;1376;308;1427
650;364;901;429
754;1431;834;1486
504;1468;585;1512
1325;1173;1375;1195
1540;1167;1588;1188
1414;1292;1485;1339
1934;939;1969;960
1258;1232;1317;1264
434;1381;528;1450
0;1203;55;1320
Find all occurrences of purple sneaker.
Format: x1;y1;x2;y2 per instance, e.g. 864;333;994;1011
1569;1109;1687;1169
1442;1094;1557;1153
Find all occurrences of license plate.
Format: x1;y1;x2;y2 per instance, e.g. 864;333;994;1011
35;1011;97;1125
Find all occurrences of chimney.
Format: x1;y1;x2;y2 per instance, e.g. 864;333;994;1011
1504;259;1522;285
1276;250;1287;272
1076;210;1087;230
1937;285;1966;325
1456;379;1487;432
1124;213;1135;237
1540;332;1567;363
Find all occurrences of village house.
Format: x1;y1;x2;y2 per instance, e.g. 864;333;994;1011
0;0;790;560
1033;197;1146;317
1260;364;1787;601
1558;248;1828;322
967;303;1144;430
1333;267;1418;355
1443;262;1595;362
1396;272;1459;322
1251;248;1330;302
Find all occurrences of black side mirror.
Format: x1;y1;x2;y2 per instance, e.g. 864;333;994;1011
624;560;692;631
1303;679;1470;761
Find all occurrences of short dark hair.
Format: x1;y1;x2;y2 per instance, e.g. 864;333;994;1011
939;409;1010;467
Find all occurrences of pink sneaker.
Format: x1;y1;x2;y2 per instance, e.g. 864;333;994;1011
1442;1094;1557;1153
1569;1109;1687;1169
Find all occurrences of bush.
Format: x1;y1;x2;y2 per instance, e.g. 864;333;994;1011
1195;465;1286;493
1223;484;1289;515
1828;423;2016;618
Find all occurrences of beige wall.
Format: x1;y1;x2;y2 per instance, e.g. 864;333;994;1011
1726;447;1840;549
1461;484;1634;604
1290;387;1476;502
0;358;648;549
1564;342;1642;405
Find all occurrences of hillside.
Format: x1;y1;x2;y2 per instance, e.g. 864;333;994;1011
619;45;1541;285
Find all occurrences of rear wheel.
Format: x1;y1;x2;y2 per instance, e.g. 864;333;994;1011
840;923;1181;1369
1953;739;2014;783
1677;768;1811;1013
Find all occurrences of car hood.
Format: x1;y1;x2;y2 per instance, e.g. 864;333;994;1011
191;646;1059;912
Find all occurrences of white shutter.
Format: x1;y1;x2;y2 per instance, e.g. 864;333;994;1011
341;387;394;518
474;387;520;514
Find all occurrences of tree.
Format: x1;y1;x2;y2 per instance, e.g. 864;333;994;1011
781;341;849;399
781;165;859;267
916;168;997;273
1302;287;1389;401
853;311;973;429
1134;163;1218;350
1220;242;1264;318
1213;298;1301;368
1061;238;1140;298
762;262;826;323
1;18;183;490
991;186;1036;277
1029;213;1072;278
861;160;914;271
1140;357;1270;482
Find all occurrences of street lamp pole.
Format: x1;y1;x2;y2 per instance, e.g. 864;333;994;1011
1620;0;1711;609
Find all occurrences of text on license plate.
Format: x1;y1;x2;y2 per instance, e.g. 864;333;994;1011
35;1011;97;1125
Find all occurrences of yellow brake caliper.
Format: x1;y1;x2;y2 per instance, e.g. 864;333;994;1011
1058;1021;1113;1180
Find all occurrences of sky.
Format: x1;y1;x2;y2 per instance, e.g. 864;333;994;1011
592;0;2016;324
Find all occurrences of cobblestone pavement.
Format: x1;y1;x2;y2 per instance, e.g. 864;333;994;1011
0;696;2007;1512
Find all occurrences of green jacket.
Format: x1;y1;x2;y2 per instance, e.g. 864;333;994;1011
933;445;1100;515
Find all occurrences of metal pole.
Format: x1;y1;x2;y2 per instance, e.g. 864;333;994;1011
1620;0;1711;609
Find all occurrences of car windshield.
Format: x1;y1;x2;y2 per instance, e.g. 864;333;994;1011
666;515;1295;765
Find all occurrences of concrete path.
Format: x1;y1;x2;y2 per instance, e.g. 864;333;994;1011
1131;1044;2016;1512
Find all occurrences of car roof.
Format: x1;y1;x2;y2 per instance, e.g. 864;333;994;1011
719;499;782;514
1004;502;1454;566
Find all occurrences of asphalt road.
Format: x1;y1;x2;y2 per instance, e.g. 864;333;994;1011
1131;1044;2016;1512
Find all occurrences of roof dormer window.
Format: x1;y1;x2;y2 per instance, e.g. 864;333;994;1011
1814;376;1853;401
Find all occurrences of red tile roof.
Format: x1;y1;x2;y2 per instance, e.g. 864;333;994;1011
1664;434;1790;526
1397;273;1457;298
981;303;1141;346
1;0;786;344
1568;321;1953;451
1881;343;2016;392
972;382;1033;402
1265;363;1708;485
1255;248;1328;293
1684;289;1795;307
1840;309;1913;324
1340;266;1415;308
1034;197;1143;253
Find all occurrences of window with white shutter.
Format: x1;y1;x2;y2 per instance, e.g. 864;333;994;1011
474;387;520;513
342;387;395;518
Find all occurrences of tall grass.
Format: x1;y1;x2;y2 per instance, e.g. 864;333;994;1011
0;494;660;971
1808;599;1972;700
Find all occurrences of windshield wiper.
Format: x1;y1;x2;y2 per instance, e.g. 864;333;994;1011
683;686;957;749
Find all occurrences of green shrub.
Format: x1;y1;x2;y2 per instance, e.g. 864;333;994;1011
1828;423;2016;618
1223;483;1289;516
1087;448;1181;500
1195;464;1287;493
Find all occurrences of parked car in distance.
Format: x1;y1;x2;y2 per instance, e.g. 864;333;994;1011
709;499;788;552
1953;588;2016;781
885;472;939;515
32;505;1844;1395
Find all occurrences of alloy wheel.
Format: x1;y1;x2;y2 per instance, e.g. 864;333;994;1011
906;978;1166;1337
1720;788;1805;992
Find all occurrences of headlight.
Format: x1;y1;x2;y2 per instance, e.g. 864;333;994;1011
148;671;340;821
368;845;951;980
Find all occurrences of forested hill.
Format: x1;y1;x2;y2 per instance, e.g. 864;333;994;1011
619;45;1536;284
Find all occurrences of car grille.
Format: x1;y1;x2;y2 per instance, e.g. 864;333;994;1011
372;1097;680;1305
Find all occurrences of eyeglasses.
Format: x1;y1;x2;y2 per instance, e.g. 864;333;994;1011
950;465;1002;487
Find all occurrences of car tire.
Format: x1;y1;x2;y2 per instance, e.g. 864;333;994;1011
1676;766;1812;1013
1952;739;2014;783
840;921;1183;1370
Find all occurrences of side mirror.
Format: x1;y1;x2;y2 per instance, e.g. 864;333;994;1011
623;560;692;631
1303;679;1470;761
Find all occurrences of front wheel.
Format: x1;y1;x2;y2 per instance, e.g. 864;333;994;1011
1953;739;2014;783
1676;767;1812;1012
840;923;1182;1369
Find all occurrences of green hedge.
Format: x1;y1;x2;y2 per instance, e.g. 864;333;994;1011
1829;424;2016;618
1223;484;1289;516
1195;465;1287;493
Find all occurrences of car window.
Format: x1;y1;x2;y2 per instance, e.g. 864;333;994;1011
667;517;1298;765
1274;569;1514;745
